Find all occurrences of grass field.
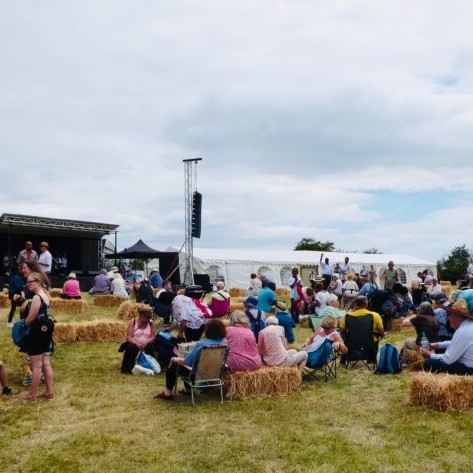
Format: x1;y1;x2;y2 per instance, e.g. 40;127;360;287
1;296;473;473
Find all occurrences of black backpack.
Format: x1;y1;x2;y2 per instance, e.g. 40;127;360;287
245;309;266;341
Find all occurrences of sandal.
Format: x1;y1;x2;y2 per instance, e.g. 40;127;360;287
154;392;173;401
178;388;191;396
39;393;54;400
19;393;37;402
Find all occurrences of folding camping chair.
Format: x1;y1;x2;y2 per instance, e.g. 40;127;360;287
309;315;324;332
175;344;228;406
303;338;337;382
342;313;379;370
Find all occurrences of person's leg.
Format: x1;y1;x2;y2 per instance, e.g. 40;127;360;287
41;354;54;397
424;358;473;375
28;354;42;399
121;343;139;373
7;298;17;324
185;325;204;342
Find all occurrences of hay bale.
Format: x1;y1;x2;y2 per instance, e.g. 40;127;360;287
50;288;63;298
408;372;473;412
402;348;424;371
224;366;301;400
231;302;245;312
54;320;127;344
0;293;8;308
390;318;415;332
117;301;152;321
275;288;289;297
50;298;89;314
229;288;246;297
94;294;129;307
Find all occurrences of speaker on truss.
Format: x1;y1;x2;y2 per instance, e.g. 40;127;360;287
192;191;202;238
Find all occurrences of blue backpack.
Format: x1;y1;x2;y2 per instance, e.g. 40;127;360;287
12;319;30;347
375;343;402;374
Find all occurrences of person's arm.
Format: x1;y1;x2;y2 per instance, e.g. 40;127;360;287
402;315;415;327
332;332;348;354
24;295;41;326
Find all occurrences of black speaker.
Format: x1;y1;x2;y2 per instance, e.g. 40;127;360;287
192;191;202;238
193;273;211;292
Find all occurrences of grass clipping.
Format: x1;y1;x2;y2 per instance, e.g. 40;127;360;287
408;372;473;412
224;366;301;400
54;320;127;344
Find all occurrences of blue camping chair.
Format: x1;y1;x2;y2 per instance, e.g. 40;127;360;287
303;339;337;382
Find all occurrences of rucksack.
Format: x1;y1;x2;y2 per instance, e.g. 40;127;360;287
245;309;265;341
374;343;402;374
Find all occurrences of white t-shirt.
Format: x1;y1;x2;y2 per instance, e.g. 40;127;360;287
315;291;328;316
38;250;52;273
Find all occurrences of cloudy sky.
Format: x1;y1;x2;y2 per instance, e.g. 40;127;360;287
1;1;472;263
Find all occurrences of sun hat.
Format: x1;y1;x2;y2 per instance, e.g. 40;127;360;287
275;301;288;312
40;241;49;248
243;295;258;308
67;272;77;279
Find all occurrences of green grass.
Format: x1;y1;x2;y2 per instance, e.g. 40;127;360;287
1;297;473;473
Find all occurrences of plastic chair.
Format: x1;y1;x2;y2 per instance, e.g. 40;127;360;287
175;344;228;406
342;314;379;370
303;339;337;382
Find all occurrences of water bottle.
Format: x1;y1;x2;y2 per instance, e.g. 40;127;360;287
420;332;429;350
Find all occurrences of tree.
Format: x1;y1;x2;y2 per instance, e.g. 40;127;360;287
437;244;471;284
363;248;383;254
294;238;336;252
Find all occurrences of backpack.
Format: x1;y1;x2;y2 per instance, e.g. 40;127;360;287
12;319;30;347
374;343;402;374
245;309;265;341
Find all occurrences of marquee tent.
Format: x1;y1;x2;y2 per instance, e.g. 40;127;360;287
180;248;436;290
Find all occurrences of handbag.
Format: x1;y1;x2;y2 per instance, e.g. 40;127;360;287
12;319;30;347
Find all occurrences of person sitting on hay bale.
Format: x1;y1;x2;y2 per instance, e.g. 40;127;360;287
257;281;277;315
90;269;111;295
402;302;439;351
243;296;266;341
120;305;157;374
274;301;295;345
226;310;262;372
208;281;231;318
60;272;81;300
420;300;473;375
257;316;308;374
154;318;227;401
111;273;129;299
433;293;454;341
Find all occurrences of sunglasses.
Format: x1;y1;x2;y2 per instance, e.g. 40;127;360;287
26;279;39;284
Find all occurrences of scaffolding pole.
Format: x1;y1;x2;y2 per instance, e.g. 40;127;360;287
182;158;202;286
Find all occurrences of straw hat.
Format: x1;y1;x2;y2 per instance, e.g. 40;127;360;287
67;272;77;279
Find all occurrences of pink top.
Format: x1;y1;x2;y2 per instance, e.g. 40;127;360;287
132;321;152;344
63;279;81;297
226;325;262;372
257;325;288;366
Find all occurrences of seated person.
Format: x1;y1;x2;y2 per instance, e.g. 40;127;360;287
60;272;81;299
391;284;415;317
410;280;424;309
123;268;139;294
402;301;440;351
111;272;130;299
90;268;111;295
318;293;345;326
226;310;262;372
0;361;12;395
257;316;308;373
433;293;454;341
120;305;157;374
149;268;163;289
303;315;348;356
339;295;384;341
208;282;231;318
313;282;328;316
134;279;155;306
257;281;277;313
154;319;227;400
341;273;359;308
421;300;473;375
153;281;175;324
358;277;377;298
302;287;316;315
274;301;295;344
243;295;266;341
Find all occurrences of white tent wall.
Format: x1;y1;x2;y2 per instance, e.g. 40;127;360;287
181;248;437;290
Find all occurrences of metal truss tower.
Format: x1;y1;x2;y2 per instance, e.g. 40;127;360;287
182;158;202;286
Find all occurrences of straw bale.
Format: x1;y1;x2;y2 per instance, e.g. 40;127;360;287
390;318;415;333
275;288;289;297
402;348;424;371
50;298;89;314
50;288;63;298
54;320;127;344
229;288;246;297
224;366;302;400
408;372;473;412
94;294;129;307
117;301;152;321
231;302;245;312
299;315;310;329
0;293;8;308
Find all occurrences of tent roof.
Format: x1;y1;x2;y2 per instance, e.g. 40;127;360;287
191;248;435;266
108;239;164;259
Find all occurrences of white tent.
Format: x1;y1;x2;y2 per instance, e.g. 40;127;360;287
181;248;436;290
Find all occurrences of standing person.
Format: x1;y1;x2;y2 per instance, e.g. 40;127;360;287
248;273;262;297
319;254;333;290
38;242;52;275
288;268;304;324
17;241;38;267
20;272;54;401
7;266;24;327
382;261;400;291
340;257;353;282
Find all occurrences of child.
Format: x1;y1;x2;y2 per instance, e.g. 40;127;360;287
0;361;13;395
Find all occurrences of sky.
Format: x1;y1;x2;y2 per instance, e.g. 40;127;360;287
1;1;473;264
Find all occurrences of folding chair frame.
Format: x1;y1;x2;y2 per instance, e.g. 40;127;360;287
303;340;338;382
175;344;228;406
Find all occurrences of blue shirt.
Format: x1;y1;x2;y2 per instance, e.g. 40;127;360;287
275;311;295;343
257;287;277;313
149;272;163;289
184;338;228;367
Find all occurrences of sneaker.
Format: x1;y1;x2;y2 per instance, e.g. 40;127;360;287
2;387;12;395
6;322;13;328
23;374;32;387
